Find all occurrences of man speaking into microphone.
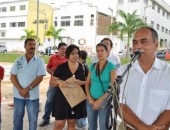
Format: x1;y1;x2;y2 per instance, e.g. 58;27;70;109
119;27;170;130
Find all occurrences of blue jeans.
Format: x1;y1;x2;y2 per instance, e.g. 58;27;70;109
86;100;111;130
77;118;87;128
42;86;57;122
13;98;39;130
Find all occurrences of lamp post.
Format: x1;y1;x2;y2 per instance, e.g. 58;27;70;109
108;7;113;35
40;10;47;43
36;0;39;55
51;3;55;26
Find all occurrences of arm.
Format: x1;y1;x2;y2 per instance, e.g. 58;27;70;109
46;67;53;75
49;75;68;87
118;104;165;130
153;110;170;130
10;74;24;93
85;72;95;105
93;69;117;110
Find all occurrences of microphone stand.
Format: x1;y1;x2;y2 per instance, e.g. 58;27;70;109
106;53;141;130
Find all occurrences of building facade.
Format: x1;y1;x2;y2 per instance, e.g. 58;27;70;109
51;1;123;55
0;0;51;51
117;0;170;47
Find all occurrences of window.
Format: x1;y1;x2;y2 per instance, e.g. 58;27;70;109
20;5;26;10
90;14;94;26
18;22;25;27
162;26;164;32
156;24;160;30
0;31;6;37
10;6;15;11
162;11;165;16
74;20;83;26
90;19;94;26
74;15;84;26
152;3;155;10
151;21;154;27
1;23;6;28
118;0;123;4
169;30;170;35
54;21;57;27
61;21;70;26
144;0;148;4
61;16;71;19
166;28;168;34
1;7;7;12
55;17;58;20
157;7;160;13
10;22;17;27
128;0;139;3
61;16;71;27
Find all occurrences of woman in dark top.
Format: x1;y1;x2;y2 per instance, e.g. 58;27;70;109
50;44;88;130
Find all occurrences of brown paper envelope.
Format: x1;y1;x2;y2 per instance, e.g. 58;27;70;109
60;76;86;108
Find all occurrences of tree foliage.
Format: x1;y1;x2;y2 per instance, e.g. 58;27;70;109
109;10;147;47
20;29;37;41
45;25;63;48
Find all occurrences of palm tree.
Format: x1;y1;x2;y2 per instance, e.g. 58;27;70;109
109;10;147;48
45;25;63;52
20;29;37;40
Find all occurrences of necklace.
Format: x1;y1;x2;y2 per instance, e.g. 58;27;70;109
96;60;108;76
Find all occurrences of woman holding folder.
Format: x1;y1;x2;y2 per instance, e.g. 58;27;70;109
50;44;88;130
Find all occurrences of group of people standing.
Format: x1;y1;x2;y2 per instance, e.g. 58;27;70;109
0;27;170;130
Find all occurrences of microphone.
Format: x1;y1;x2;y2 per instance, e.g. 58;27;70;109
131;50;143;63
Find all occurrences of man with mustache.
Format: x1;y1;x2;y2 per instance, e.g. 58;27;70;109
10;38;46;130
119;27;170;130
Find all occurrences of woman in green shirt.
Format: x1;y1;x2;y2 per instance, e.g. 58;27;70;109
85;43;117;130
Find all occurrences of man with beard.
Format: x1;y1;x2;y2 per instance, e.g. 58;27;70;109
10;38;46;130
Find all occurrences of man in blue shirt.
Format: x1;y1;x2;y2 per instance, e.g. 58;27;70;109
10;38;46;130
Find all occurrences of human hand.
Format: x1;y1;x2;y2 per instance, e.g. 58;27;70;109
143;125;165;130
75;79;84;85
92;99;102;110
87;96;95;106
58;80;69;87
19;88;29;97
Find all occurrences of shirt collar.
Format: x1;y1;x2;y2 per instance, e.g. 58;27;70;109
131;57;162;71
22;55;37;61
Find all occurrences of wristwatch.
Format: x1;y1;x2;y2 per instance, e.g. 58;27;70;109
29;85;33;90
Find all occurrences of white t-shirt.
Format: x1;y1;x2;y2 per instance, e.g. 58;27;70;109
119;58;170;125
92;53;121;73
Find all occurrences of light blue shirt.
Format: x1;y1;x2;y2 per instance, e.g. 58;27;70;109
10;55;46;100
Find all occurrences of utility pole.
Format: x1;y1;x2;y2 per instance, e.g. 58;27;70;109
108;7;113;35
36;0;39;55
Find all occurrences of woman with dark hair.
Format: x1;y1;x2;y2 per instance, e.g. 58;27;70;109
85;43;117;130
50;44;88;130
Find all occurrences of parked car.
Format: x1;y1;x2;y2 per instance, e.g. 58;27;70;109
0;44;7;53
39;46;58;56
156;48;170;60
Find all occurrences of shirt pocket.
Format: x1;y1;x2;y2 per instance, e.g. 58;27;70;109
149;89;169;113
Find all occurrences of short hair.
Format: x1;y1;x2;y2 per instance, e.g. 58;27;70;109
80;50;88;60
136;27;158;42
96;43;108;51
65;44;80;59
100;38;113;48
24;38;35;46
58;42;67;49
